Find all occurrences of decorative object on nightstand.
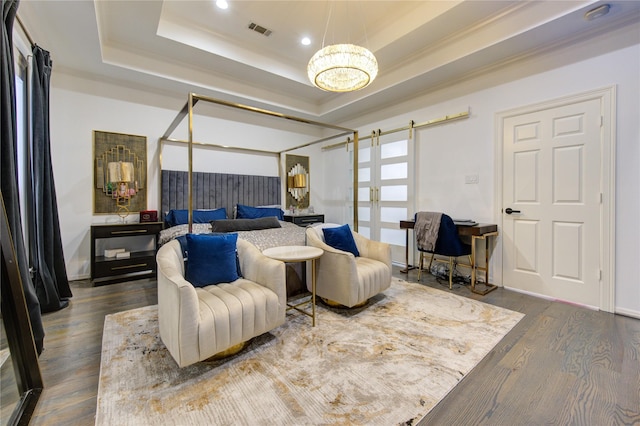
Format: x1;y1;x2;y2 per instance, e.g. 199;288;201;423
284;214;324;227
90;221;162;285
139;210;158;223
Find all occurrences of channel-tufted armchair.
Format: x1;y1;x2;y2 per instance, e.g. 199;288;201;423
156;237;286;367
305;224;392;308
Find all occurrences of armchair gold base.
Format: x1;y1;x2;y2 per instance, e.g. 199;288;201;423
320;297;368;309
204;341;248;361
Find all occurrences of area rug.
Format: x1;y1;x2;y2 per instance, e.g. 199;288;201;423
96;278;523;425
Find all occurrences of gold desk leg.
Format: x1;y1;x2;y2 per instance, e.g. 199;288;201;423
311;258;316;327
471;235;477;292
470;232;499;295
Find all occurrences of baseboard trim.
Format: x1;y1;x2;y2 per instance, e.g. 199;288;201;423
69;274;90;282
504;286;599;311
614;307;640;320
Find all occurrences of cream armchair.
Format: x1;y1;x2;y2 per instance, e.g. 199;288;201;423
305;225;392;308
156;238;286;367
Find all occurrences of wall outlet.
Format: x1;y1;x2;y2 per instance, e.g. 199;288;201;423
465;174;479;184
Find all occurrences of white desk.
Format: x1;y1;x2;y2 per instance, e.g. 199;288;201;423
262;245;323;326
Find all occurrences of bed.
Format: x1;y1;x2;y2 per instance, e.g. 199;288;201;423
159;169;309;296
158;93;360;297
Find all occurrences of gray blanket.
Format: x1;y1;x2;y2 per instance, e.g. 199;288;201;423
415;212;442;252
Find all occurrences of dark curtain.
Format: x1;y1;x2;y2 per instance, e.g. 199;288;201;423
1;0;45;354
29;45;72;312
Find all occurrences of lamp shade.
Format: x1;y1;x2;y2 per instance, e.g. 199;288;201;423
108;161;134;183
307;43;378;92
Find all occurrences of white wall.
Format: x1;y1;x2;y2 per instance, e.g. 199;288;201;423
338;41;639;316
49;33;638;316
50;75;322;280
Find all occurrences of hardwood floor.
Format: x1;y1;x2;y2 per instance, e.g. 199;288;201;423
31;278;157;426
27;268;639;425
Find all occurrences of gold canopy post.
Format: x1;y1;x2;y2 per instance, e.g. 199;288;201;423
352;130;358;232
159;93;360;230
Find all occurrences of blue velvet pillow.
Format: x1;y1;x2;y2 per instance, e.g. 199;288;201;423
176;234;242;278
165;208;227;227
236;204;284;220
323;224;360;257
185;233;239;287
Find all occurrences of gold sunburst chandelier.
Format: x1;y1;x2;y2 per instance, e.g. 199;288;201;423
307;43;378;92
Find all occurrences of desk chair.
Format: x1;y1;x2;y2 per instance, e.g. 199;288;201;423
416;212;472;289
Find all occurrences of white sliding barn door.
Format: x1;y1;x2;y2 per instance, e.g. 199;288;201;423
502;95;610;309
357;131;413;262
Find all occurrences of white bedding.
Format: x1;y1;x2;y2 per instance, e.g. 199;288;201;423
158;220;307;250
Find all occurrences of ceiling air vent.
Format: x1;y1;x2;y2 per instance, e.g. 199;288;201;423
248;22;272;37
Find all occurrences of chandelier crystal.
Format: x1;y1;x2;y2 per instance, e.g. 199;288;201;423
307;43;378;92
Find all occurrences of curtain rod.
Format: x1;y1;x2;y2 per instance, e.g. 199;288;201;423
15;15;34;47
322;109;470;151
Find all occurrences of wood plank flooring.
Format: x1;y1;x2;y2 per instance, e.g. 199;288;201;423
26;268;639;425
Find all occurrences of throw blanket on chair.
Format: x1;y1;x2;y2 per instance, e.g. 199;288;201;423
415;212;442;252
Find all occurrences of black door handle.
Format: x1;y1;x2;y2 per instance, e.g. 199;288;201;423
505;208;521;215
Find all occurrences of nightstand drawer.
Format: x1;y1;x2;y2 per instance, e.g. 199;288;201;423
92;222;163;238
92;252;156;279
284;214;324;226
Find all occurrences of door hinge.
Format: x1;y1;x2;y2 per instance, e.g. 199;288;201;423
598;269;602;281
600;193;603;204
600;116;604;127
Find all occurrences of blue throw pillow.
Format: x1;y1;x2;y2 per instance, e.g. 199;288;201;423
323;224;360;257
236;204;284;220
176;234;242;278
165;208;227;227
185;233;239;287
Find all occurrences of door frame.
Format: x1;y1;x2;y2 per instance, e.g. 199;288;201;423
494;86;616;312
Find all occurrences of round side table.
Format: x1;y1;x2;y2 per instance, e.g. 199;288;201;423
262;245;323;326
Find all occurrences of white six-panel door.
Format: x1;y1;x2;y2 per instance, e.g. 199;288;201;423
502;98;603;308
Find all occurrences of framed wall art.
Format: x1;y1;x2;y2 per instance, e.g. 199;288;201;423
285;154;310;209
93;130;147;215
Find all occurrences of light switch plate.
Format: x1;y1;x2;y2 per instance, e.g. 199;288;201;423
465;174;479;184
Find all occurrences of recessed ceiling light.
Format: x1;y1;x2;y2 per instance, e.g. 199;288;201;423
301;37;311;46
216;0;228;10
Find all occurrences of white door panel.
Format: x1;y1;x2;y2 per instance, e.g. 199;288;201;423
503;98;601;307
358;132;413;263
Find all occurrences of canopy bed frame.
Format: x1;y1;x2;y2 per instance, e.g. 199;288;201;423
159;93;360;231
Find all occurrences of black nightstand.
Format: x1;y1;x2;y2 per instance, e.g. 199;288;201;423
90;222;163;285
284;214;325;227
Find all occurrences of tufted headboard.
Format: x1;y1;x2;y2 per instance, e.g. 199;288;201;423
161;170;281;220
